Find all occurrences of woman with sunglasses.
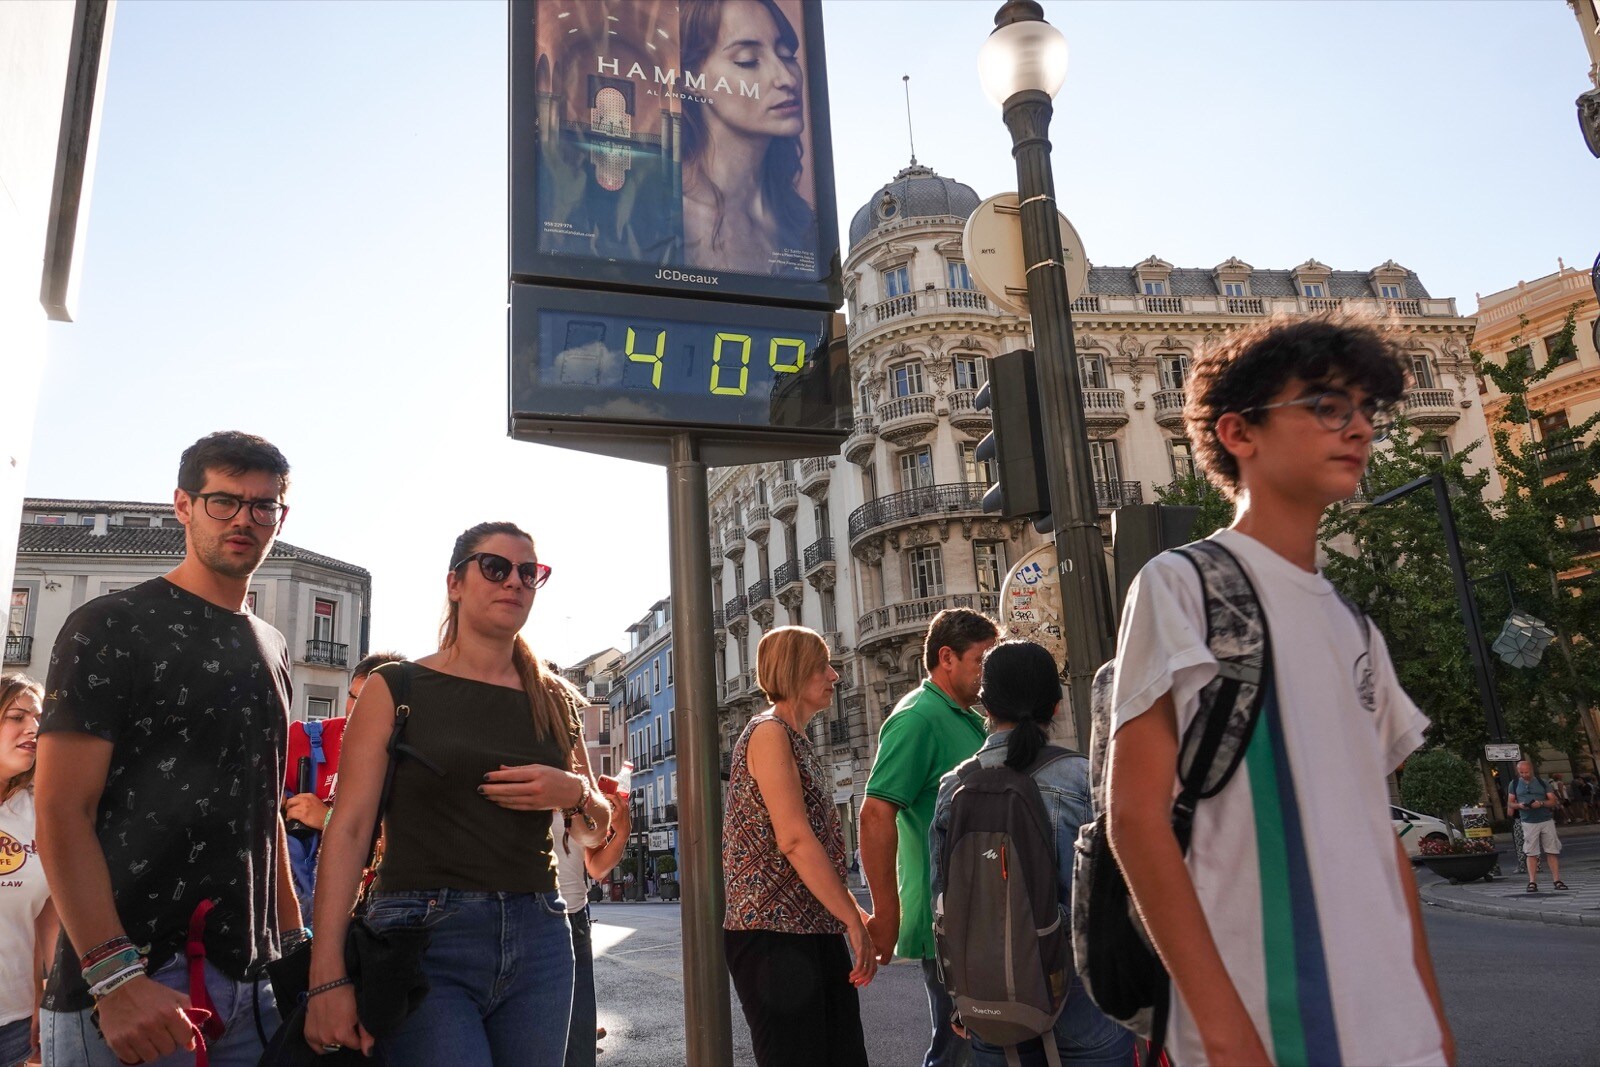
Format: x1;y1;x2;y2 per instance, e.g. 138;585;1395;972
305;522;610;1067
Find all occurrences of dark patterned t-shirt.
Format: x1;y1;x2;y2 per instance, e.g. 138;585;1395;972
40;577;292;1011
722;712;847;934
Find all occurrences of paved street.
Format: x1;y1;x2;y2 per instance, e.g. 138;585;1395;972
589;892;1600;1066
1417;823;1600;926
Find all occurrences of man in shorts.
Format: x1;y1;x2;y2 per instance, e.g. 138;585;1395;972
1508;760;1566;891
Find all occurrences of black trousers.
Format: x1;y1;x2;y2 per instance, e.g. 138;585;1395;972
724;928;869;1067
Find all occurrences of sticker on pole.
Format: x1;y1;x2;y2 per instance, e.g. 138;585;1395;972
1484;743;1521;763
1001;544;1064;664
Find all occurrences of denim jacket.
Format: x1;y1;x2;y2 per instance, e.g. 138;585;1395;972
929;730;1093;923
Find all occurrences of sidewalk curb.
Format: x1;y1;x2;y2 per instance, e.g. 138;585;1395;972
1418;883;1600;928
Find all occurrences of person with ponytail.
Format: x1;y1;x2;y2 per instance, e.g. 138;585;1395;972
305;522;609;1067
929;642;1132;1067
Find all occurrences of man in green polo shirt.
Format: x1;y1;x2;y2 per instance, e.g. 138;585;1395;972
860;607;998;1067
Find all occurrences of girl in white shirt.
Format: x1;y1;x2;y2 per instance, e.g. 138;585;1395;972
0;674;55;1067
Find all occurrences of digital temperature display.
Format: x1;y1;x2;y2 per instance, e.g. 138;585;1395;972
509;284;848;439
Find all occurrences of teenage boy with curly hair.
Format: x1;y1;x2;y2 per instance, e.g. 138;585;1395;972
1104;314;1455;1067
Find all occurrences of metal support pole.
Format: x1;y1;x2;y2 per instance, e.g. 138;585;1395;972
1001;89;1117;747
666;433;733;1067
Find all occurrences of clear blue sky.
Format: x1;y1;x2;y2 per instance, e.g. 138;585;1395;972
29;0;1594;666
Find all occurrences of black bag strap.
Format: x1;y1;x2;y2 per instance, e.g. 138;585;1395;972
354;663;443;913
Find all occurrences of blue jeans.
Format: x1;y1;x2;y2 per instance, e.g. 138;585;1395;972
0;1018;30;1067
921;957;971;1067
969;978;1134;1067
367;889;574;1067
40;956;280;1067
564;906;595;1067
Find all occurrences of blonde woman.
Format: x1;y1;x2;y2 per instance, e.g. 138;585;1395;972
306;522;609;1066
0;674;55;1067
723;626;873;1067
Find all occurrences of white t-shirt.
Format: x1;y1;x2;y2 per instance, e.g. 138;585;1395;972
1110;530;1442;1067
0;788;50;1027
554;826;587;916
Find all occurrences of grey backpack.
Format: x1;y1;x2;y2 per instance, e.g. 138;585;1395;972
934;745;1082;1067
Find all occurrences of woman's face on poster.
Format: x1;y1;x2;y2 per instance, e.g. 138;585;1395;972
702;0;804;142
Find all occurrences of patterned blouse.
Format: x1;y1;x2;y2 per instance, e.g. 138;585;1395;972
722;712;849;934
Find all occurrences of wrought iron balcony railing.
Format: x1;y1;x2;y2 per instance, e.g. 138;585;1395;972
848;483;986;540
305;639;348;668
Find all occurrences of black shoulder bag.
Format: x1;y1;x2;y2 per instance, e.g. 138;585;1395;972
260;662;444;1067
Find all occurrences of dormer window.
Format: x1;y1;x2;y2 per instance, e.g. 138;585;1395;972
1222;282;1247;297
1143;280;1168;296
1302;282;1325;298
1380;284;1403;299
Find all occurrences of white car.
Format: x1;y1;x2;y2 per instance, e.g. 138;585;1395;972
1391;805;1457;858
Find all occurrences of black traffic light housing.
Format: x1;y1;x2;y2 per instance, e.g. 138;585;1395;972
975;349;1051;533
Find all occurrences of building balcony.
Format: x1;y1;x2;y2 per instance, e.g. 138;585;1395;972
946;389;990;437
857;592;1001;654
723;524;746;559
1062;293;1461;321
1403;388;1460;428
3;635;32;666
802;537;835;582
304;639;348;668
771;479;799;521
844;417;877;466
748;578;775;628
877;393;938;446
651;743;663;762
849;482;987;545
597;730;611;746
627;695;651;720
724;594;749;622
722;670;753;703
712;609;726;634
797;458;831;502
1152;388;1187;429
774;558;802;593
664;802;678;823
850;288;1007;344
710;539;724;567
828;717;851;746
1081;388;1129;432
1141;295;1185;315
1570;525;1600;558
1306;297;1344;313
1225;296;1266;315
1096;480;1144;510
1540;439;1587;474
746;505;771;545
664;737;676;757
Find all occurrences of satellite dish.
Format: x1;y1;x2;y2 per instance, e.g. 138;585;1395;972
962;193;1089;318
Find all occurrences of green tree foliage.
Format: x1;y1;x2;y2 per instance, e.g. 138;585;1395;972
1399;747;1483;829
1153;470;1233;540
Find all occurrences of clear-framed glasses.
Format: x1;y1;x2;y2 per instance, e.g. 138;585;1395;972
1240;391;1396;442
452;551;552;590
189;491;288;527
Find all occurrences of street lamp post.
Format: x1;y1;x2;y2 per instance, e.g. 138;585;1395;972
980;0;1116;745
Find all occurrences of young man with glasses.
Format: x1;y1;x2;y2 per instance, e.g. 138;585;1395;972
1104;316;1455;1067
36;431;299;1067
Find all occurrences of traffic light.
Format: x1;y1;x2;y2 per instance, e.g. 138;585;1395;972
975;349;1051;532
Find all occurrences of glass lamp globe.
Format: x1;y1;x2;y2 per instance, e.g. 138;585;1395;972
978;15;1069;105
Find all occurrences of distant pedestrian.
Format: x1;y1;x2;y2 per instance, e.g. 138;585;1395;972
930;642;1132;1067
305;521;611;1066
723;626;873;1067
860;608;997;1067
0;674;56;1067
1576;774;1599;823
1103;316;1452;1066
1507;760;1566;891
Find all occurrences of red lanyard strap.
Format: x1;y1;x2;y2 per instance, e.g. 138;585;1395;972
185;899;226;1065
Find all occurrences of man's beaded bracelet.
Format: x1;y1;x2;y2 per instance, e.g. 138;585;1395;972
80;935;136;971
83;948;144;988
307;977;353;999
88;963;146;1000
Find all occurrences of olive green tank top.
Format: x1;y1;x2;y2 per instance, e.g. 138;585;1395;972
372;662;579;894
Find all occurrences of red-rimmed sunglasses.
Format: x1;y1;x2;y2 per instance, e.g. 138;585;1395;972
452;552;551;590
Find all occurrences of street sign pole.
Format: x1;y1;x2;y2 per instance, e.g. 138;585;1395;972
667;433;733;1067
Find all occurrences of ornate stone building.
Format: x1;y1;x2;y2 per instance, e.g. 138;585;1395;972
705;162;1490;841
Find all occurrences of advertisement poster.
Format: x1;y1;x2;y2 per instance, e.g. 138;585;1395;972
511;0;839;306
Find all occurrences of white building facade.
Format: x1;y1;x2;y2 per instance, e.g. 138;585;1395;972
8;498;372;721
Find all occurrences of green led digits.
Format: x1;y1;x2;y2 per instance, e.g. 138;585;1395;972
626;327;665;389
710;333;753;396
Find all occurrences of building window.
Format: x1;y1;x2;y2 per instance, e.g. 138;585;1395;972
974;542;1007;594
891;361;925;397
1409;354;1436;389
653;659;661;693
1222;282;1247;297
1301;282;1325;298
666;652;673;687
857;380;874;415
953;355;986;391
908;546;945;599
947;261;973;290
123;516;151;528
81;516;95;526
899;448;934;490
8;590;28;638
1538;409;1572;449
1142;280;1167;296
1159;354;1188;391
1089;440;1123;485
1168;439;1196;481
307;697;335;720
820;588;837;632
312;598;336;643
1379;283;1403;299
883;265;910;298
960;442;995;486
1544;331;1577;366
1078;354;1108;389
1420;436;1453;464
34;515;64;525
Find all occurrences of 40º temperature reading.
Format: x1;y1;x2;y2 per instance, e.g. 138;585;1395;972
626;328;808;395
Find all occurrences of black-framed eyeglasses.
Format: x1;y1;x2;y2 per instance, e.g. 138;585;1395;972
1239;391;1396;442
189;491;288;527
452;551;552;590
